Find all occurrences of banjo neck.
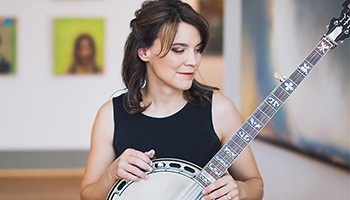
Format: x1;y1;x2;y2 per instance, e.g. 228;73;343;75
194;0;350;187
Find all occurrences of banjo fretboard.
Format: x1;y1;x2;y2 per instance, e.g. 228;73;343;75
194;37;336;187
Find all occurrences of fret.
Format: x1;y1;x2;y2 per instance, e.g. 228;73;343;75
290;65;311;81
227;139;244;155
303;60;315;75
253;109;270;124
273;86;289;102
316;39;333;56
281;79;296;95
217;148;234;164
237;128;253;143
291;68;306;85
304;59;314;67
204;165;220;179
246;116;263;132
195;173;211;187
210;157;226;171
222;145;239;160
233;134;248;147
306;50;323;66
258;102;276;118
306;39;332;66
199;172;213;184
241;122;259;138
313;48;324;57
214;153;230;168
208;160;225;176
266;94;282;111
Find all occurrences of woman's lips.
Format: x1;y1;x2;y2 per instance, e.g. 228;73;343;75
178;72;194;77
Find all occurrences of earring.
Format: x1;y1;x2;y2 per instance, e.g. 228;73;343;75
141;79;147;88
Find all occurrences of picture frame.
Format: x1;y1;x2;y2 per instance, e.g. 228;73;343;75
0;17;16;75
53;18;104;75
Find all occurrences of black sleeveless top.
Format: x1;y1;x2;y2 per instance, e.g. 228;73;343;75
112;93;221;168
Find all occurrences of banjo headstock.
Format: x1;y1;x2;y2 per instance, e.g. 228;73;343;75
325;0;350;43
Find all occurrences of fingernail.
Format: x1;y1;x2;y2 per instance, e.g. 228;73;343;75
147;150;154;158
147;165;153;172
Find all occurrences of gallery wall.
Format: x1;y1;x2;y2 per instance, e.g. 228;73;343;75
0;0;227;150
0;0;143;150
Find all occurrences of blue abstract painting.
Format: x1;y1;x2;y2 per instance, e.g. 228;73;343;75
241;0;349;169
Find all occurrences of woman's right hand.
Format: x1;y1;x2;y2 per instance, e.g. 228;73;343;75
108;148;155;182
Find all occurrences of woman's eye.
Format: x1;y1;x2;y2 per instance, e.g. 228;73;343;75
195;48;202;54
171;48;184;53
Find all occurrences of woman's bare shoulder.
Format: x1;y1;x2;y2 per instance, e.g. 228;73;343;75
211;92;242;141
212;92;240;115
92;99;114;140
98;100;113;117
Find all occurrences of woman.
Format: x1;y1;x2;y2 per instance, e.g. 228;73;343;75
68;33;101;74
80;0;263;199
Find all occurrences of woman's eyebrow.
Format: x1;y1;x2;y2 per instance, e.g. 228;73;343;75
172;42;202;47
172;42;188;47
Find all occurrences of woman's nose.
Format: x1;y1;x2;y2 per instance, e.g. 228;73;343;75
185;51;200;66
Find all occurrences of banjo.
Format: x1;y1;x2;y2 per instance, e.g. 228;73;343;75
107;1;350;199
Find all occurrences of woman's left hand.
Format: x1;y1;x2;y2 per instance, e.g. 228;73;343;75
201;172;240;200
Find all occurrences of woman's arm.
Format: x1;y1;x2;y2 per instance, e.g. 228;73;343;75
229;146;264;199
80;100;118;200
80;100;155;200
202;93;263;200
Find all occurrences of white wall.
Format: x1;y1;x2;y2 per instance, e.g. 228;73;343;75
0;0;223;151
0;0;144;150
251;140;349;200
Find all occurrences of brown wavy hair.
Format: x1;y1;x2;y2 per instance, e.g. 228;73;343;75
122;0;218;114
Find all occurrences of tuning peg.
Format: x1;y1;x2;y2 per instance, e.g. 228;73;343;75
273;72;287;82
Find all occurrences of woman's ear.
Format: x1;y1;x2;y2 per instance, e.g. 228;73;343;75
137;48;149;61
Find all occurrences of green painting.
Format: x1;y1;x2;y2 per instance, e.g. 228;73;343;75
53;18;104;75
0;17;16;75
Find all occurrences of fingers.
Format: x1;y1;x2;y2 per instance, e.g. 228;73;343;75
113;148;155;182
202;173;239;200
125;149;154;171
117;165;147;182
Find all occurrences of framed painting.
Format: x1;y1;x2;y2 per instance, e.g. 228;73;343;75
53;18;104;75
241;0;349;168
0;17;16;75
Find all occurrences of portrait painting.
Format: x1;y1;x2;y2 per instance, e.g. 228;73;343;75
53;18;104;75
241;0;349;168
0;17;16;75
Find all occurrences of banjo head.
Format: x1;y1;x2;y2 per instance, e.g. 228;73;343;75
107;158;204;200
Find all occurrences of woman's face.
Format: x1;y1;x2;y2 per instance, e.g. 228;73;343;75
143;22;202;91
